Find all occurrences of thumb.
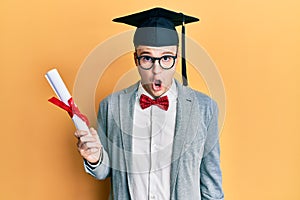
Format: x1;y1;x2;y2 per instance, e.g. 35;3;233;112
89;127;98;136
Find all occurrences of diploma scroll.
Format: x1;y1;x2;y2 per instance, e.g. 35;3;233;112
45;68;90;133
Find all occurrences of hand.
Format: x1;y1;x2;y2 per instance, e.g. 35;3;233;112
75;128;102;164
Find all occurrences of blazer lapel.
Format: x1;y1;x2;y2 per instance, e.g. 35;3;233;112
170;80;196;196
119;82;139;195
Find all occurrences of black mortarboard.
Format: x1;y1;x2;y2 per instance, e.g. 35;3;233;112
113;7;199;86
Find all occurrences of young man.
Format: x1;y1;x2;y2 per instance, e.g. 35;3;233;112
75;7;224;200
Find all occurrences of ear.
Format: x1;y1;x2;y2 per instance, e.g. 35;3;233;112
133;51;138;66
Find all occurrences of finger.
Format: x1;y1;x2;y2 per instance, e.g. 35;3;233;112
81;149;101;163
78;140;101;151
90;127;98;136
74;130;89;138
82;141;101;149
80;135;97;143
87;147;101;153
79;146;100;157
77;140;87;150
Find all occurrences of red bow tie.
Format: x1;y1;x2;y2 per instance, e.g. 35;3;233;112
139;94;169;111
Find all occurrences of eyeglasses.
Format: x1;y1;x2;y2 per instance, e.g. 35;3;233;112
136;54;177;70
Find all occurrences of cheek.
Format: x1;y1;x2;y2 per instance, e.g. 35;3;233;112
138;68;150;82
164;69;176;80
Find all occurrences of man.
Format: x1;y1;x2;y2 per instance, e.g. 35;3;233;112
75;7;224;200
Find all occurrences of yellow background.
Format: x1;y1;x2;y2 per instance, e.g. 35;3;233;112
1;0;300;199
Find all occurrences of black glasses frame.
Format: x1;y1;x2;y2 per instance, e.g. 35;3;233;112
136;54;177;70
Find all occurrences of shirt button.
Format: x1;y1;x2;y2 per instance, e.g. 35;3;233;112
150;194;155;199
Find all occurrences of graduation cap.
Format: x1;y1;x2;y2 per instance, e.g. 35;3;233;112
113;7;199;86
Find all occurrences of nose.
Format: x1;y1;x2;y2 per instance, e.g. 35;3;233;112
152;60;162;74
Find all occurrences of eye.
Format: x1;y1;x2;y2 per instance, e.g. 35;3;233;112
140;56;153;62
161;55;172;62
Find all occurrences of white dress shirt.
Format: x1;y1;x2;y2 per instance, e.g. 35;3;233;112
131;80;178;200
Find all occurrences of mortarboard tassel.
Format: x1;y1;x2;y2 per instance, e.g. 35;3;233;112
181;14;188;86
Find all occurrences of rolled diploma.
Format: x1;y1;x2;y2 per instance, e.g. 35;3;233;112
45;69;90;133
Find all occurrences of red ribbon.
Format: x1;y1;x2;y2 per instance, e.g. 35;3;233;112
48;97;90;126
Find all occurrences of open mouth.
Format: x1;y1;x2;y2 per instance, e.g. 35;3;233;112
152;80;162;91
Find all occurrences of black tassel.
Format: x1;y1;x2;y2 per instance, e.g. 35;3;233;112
181;14;188;86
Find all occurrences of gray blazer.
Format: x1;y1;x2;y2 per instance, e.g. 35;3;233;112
84;79;224;200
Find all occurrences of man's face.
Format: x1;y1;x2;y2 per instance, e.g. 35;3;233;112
135;45;178;98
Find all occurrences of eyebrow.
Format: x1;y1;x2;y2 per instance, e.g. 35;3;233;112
162;51;177;55
138;51;151;55
137;50;177;56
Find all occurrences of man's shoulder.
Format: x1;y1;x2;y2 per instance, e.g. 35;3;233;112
173;79;213;103
183;86;217;106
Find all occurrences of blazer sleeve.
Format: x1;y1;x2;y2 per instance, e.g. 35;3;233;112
84;98;111;180
200;100;224;200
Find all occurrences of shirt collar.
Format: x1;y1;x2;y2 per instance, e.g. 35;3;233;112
137;79;178;101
